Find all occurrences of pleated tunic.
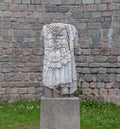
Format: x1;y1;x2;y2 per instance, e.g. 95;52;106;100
42;23;78;94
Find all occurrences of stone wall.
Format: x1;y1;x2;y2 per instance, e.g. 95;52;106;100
0;0;120;103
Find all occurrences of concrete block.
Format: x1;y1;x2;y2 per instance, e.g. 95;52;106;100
40;97;80;129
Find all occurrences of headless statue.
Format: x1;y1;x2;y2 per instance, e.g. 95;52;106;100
42;23;78;97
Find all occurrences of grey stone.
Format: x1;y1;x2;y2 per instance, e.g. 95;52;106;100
107;56;117;63
88;23;101;29
25;18;39;23
4;73;14;82
98;4;107;11
76;0;82;4
113;82;120;88
113;11;120;17
96;17;104;22
45;5;69;13
22;0;30;3
72;12;91;19
95;56;107;63
101;22;111;29
62;0;76;4
20;42;29;49
107;68;116;73
97;82;105;88
87;56;94;63
84;12;92;18
76;23;87;29
98;68;107;73
97;74;109;82
72;12;84;19
0;42;12;48
77;56;87;63
92;36;100;42
81;68;90;73
84;74;93;82
40;97;80;129
83;0;94;4
14;30;34;37
0;62;10;68
31;0;41;4
1;56;11;62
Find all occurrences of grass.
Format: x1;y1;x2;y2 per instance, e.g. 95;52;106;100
0;99;120;129
80;99;120;129
0;100;40;129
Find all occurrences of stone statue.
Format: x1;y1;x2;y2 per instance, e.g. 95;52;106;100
42;23;78;97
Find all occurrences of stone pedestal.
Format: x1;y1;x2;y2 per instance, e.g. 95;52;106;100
40;97;80;129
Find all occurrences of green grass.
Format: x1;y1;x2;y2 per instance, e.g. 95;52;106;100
80;99;120;129
0;99;120;129
0;100;40;129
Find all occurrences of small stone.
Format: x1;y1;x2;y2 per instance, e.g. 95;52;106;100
98;4;107;11
62;0;75;4
45;5;69;13
28;87;36;93
31;0;41;4
108;89;119;96
106;82;113;89
97;83;105;88
14;73;25;81
100;89;108;96
98;68;107;73
95;56;107;63
82;82;89;88
82;88;92;95
97;74;109;82
4;73;14;82
81;68;90;73
19;88;28;94
84;74;93;82
101;0;112;3
0;73;4;81
11;88;19;94
83;0;94;4
92;89;99;96
90;82;96;88
72;12;84;19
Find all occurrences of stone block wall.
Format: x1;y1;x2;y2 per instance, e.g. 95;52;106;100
0;0;120;103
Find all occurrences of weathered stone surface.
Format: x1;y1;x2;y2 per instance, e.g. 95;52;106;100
62;0;75;4
83;0;94;4
94;56;107;62
0;73;4;81
81;68;90;73
98;68;107;73
84;74;93;82
97;82;105;88
31;0;41;4
97;74;108;82
15;30;34;37
82;88;92;95
45;5;69;13
4;73;14;82
82;82;89;88
98;4;107;10
0;0;120;103
40;97;80;129
19;88;27;94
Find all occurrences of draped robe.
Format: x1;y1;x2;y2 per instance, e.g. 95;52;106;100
42;23;78;94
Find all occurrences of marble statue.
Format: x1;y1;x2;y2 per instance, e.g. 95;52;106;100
42;23;78;97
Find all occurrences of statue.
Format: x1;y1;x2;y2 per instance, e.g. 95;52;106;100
42;23;78;97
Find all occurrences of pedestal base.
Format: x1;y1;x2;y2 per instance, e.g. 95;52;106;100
40;97;80;129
